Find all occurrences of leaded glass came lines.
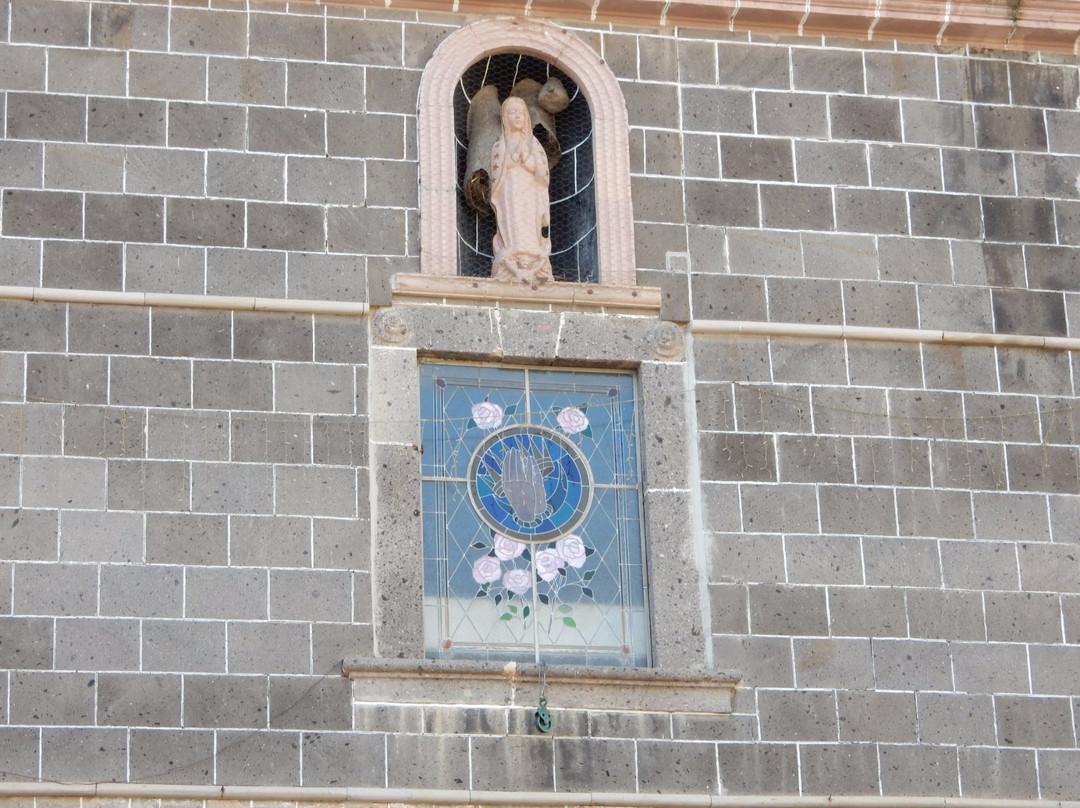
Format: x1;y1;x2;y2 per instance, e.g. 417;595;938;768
421;364;649;666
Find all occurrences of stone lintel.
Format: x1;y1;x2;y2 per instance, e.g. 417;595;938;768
342;657;740;714
391;274;662;316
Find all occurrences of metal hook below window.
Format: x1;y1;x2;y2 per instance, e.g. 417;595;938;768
534;662;552;732
534;697;552;733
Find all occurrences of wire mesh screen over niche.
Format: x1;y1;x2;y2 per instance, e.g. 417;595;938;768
455;53;598;283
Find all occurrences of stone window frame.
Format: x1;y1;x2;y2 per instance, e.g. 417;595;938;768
366;301;716;676
417;16;637;287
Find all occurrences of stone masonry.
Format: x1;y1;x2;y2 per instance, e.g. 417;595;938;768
1;0;1080;801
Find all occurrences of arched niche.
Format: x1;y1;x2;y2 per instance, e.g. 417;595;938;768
418;17;636;287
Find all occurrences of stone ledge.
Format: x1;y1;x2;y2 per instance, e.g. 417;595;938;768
342;657;740;714
6;786;1080;808
391;274;662;316
0;284;370;316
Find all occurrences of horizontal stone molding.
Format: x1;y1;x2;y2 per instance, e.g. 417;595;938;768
298;0;1080;54
693;318;1080;352
343;657;739;714
392;274;662;314
0;285;370;316
2;783;1080;808
6;285;1080;353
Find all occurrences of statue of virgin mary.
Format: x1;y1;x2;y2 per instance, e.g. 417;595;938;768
489;96;554;283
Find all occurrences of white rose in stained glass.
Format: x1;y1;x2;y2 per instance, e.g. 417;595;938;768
535;547;565;582
502;568;532;595
556;406;589;435
555;534;587;568
471;555;502;584
493;534;526;560
471;400;504;430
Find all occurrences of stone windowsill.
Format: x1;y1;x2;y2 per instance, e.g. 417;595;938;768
391;274;662;316
342;657;740;715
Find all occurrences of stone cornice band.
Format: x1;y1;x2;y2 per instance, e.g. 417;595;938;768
4;284;1080;354
300;0;1080;55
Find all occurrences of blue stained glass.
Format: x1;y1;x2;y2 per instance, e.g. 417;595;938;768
469;425;592;543
422;363;649;666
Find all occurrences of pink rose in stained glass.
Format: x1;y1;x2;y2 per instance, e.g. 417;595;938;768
493;533;526;560
503;568;532;595
471;555;502;584
555;534;587;568
556;407;589;435
471;401;504;430
535;548;565;582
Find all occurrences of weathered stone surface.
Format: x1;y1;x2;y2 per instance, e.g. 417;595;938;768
838;691;916;743
718;742;799;794
801;743;881;796
100;564;182;618
793;638;874;689
302;731;385;787
829;588;907;638
215;730;301;786
97;673;182;728
879;743;959;796
142;620;226;674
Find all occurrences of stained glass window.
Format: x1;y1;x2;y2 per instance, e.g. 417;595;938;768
421;364;649;666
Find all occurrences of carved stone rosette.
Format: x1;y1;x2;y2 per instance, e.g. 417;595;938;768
648;321;685;361
372;308;411;344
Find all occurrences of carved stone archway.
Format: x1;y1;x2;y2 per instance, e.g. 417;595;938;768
418;17;636;287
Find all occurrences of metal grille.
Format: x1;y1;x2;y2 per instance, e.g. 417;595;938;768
455;53;598;283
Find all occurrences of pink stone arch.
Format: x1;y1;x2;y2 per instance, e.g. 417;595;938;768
418;17;636;287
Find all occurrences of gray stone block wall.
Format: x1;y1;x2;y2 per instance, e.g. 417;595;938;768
1;0;422;300
0;300;371;783
2;0;1080;801
698;334;1080;798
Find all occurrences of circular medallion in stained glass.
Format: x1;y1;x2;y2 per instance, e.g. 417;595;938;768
467;424;593;544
